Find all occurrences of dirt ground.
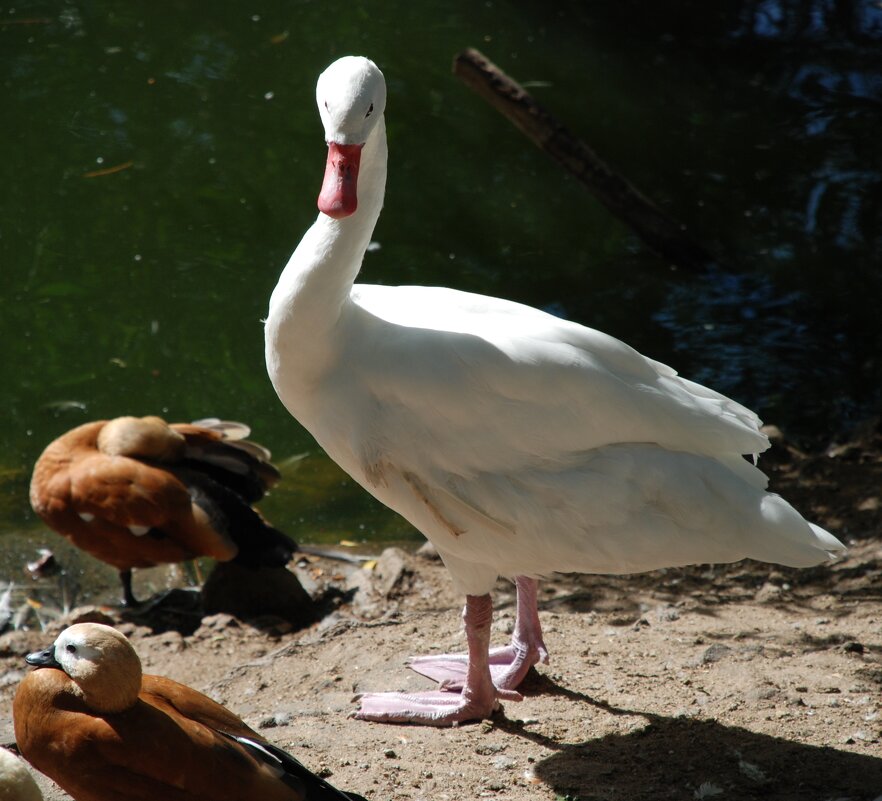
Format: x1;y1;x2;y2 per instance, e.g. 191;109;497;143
1;424;881;801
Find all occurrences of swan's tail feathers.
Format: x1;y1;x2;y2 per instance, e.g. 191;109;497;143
809;523;848;561
746;495;847;568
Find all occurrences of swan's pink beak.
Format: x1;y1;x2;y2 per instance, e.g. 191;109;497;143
317;142;363;219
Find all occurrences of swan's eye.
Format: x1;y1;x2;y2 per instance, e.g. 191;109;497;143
365;103;373;118
65;644;77;654
324;100;329;111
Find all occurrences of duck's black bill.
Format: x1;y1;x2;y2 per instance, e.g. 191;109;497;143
26;646;61;669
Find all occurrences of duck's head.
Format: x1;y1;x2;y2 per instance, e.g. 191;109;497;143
97;415;186;462
26;623;142;713
315;56;386;220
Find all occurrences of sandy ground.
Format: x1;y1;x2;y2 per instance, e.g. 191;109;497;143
1;425;881;801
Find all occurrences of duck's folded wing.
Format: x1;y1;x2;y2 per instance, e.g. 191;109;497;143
140;675;259;738
142;678;364;800
60;454;191;530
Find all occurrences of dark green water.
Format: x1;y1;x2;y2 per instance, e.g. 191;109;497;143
2;2;879;595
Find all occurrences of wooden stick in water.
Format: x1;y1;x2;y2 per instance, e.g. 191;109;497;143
453;48;717;274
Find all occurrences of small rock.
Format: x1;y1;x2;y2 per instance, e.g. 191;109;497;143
492;755;516;770
735;644;764;661
156;630;185;653
843;641;865;655
114;622;140;637
744;686;779;705
202;563;314;627
415;541;440;560
475;744;506;755
199;613;240;631
655;605;680;622
700;644;732;664
755;583;784;602
373;548;410;597
349;548;412;617
258;711;292;729
383;748;397;759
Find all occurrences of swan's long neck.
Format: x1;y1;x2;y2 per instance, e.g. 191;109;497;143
265;117;387;393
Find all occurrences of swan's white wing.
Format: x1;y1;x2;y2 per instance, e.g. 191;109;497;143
346;284;768;482
431;444;843;582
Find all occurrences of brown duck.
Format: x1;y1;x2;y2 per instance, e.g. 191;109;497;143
30;416;296;605
14;623;363;801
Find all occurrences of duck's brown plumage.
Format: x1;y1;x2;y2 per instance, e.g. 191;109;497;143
15;671;301;801
13;624;358;801
29;416;296;604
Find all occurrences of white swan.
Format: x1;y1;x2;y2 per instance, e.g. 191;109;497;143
264;56;845;726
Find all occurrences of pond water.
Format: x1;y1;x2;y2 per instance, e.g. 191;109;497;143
1;1;879;599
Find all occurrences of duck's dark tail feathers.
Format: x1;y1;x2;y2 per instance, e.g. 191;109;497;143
174;419;281;503
221;733;368;801
175;468;297;567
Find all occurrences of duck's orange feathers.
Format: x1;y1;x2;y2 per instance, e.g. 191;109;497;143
14;669;303;801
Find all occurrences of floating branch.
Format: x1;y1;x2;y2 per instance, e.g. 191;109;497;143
453;48;717;273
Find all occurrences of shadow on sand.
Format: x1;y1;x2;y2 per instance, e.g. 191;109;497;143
497;674;882;801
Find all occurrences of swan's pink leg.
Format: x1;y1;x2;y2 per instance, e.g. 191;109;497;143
354;593;521;725
408;576;549;691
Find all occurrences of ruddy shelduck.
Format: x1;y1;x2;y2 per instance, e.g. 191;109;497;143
13;623;363;801
30;416;296;605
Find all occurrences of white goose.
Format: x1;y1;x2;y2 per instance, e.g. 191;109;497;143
264;56;845;726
